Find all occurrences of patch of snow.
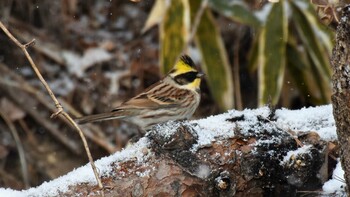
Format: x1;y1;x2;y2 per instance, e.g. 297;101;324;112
323;160;346;195
113;17;127;29
0;188;23;197
48;74;75;96
275;105;336;141
0;138;150;197
62;51;81;75
191;105;336;150
191;111;236;150
136;169;152;178
63;48;113;77
255;138;281;147
195;164;211;179
105;71;128;95
228;107;273;135
342;16;348;23
18;67;33;76
153;121;185;139
280;145;312;165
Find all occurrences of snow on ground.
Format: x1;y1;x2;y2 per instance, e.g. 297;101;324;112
280;145;313;165
191;106;279;150
323;160;346;195
0;104;341;196
192;105;336;150
275;105;336;141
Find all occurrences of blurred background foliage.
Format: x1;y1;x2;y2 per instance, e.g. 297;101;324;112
0;0;346;190
146;0;338;110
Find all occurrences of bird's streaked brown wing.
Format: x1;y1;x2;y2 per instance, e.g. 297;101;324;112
112;80;181;111
114;93;179;111
77;80;183;124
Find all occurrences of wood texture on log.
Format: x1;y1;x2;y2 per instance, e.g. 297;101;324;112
331;6;350;195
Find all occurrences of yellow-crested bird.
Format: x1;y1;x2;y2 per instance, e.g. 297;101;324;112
76;55;204;130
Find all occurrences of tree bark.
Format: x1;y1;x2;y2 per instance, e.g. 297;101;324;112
331;5;350;195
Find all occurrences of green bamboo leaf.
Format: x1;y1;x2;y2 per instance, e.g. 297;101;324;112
286;43;320;104
258;1;288;106
160;0;190;74
291;1;331;80
191;4;234;110
309;62;331;103
247;32;261;72
292;0;333;53
287;36;330;104
208;0;261;28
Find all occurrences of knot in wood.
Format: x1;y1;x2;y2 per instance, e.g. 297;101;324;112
214;171;231;191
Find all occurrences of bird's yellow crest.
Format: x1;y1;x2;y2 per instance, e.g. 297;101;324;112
169;55;198;77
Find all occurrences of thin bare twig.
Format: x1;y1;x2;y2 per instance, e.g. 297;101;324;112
0;21;104;195
0;22;62;117
0;112;29;188
59;99;116;153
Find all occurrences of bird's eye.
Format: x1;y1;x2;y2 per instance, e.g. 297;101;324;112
174;71;198;85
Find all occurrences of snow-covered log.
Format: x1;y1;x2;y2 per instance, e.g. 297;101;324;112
0;105;345;196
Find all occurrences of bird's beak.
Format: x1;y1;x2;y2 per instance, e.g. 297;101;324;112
197;72;205;78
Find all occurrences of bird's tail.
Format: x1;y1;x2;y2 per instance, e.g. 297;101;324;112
75;112;126;124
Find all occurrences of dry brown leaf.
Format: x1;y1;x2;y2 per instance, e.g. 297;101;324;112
0;145;9;159
99;40;116;51
305;131;321;145
0;98;26;121
141;0;166;33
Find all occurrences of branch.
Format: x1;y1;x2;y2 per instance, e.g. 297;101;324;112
0;22;104;195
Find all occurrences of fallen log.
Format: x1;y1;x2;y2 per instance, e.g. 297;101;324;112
0;105;344;196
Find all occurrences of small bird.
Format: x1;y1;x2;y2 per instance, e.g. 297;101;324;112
76;55;204;130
